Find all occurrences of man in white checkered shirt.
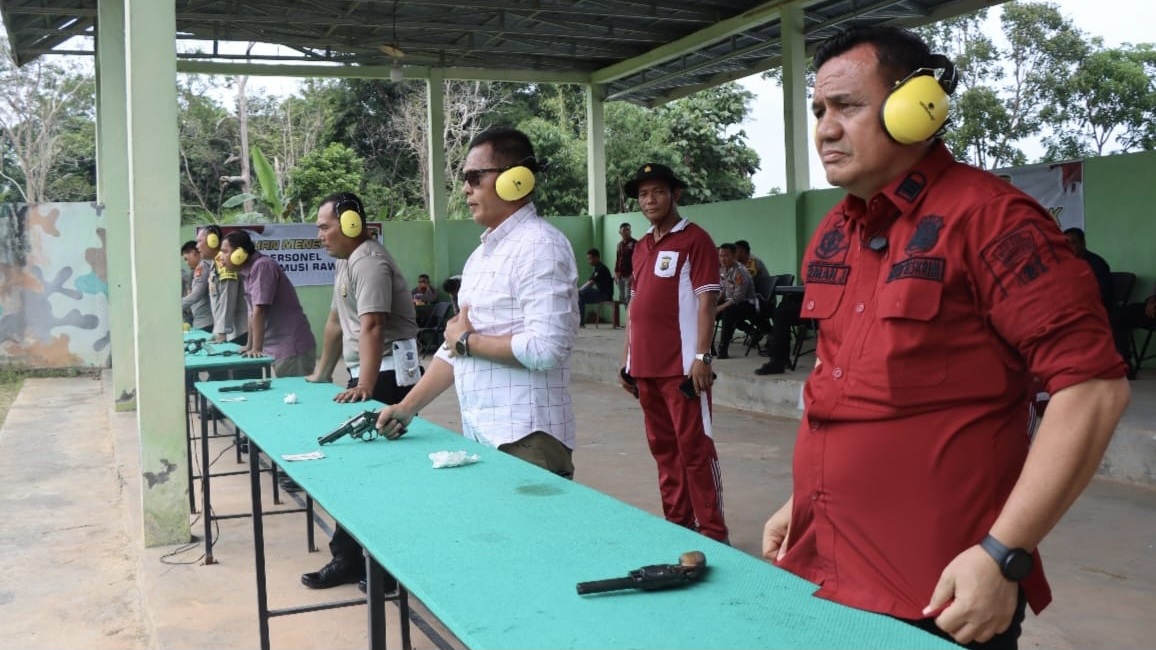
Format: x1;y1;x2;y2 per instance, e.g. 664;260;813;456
375;127;580;477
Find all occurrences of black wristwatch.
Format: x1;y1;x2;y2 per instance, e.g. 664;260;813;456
454;331;473;357
980;534;1033;581
694;352;713;365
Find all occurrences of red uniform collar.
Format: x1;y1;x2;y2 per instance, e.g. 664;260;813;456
840;141;957;234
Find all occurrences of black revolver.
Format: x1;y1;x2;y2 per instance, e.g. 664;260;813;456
576;551;708;595
318;410;381;445
219;379;272;393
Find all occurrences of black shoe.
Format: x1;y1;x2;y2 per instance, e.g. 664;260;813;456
754;361;785;376
302;557;364;589
717;348;730;360
357;573;399;595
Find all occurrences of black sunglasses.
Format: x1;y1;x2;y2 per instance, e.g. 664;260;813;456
460;167;505;188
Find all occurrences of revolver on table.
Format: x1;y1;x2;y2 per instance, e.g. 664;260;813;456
318;410;381;445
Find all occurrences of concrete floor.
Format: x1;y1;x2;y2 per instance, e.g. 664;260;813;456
1;327;1154;649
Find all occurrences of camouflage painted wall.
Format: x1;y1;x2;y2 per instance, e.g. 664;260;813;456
0;203;110;369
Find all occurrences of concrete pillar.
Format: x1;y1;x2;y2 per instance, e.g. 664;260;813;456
124;0;188;546
426;71;451;282
96;0;136;411
781;3;811;195
585;84;608;220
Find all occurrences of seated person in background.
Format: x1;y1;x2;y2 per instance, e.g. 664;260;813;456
716;243;758;359
1063;228;1112;310
578;248;614;327
1065;227;1131;374
181;240;213;332
735;240;771;296
412;273;438;305
1121;280;1156;378
755;292;803;375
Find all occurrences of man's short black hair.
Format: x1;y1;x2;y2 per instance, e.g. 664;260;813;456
181;240;198;254
467;126;538;171
224;229;255;255
734;240;751;253
813;25;934;87
318;191;365;219
1063;227;1086;243
587;248;601;258
719;243;737;254
620;222;632;230
418;273;430;282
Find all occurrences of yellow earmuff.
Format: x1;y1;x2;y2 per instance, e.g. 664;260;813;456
495;165;536;202
339;206;363;238
230;247;249;267
206;231;219;249
879;63;956;145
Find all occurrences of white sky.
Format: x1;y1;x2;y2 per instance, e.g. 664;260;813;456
739;0;1156;194
223;0;1154;195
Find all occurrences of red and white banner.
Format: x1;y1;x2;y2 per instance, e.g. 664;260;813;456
993;160;1084;231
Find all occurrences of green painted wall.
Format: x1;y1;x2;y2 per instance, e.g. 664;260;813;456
598;194;814;282
177;149;1156;347
1084;149;1156;301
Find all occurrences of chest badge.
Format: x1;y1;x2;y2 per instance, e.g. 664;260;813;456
906;215;944;255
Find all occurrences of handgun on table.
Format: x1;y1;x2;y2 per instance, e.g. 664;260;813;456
219;379;272;393
318;410;382;445
576;551;708;595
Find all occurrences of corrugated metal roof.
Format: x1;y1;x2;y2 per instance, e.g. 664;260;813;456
0;0;1007;106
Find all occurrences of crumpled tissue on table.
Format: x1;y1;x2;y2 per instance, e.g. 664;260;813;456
282;450;325;461
283;392;299;404
429;450;480;469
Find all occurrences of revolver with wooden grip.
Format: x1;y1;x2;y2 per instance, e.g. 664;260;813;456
576;551;708;595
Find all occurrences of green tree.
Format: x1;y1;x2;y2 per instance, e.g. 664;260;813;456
1042;44;1156;158
0;34;95;203
176;74;236;223
286;141;364;218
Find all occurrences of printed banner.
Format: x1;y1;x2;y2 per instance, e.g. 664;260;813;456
993;160;1084;231
213;223;381;286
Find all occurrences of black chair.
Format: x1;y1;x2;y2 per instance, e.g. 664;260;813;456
1110;272;1135;311
1109;272;1145;375
416;301;453;355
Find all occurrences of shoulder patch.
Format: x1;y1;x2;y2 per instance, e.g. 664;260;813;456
980;224;1059;295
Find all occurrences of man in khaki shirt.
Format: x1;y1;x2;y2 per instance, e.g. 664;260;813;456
301;191;420;593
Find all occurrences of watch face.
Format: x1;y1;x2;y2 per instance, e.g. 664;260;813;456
1004;550;1033;581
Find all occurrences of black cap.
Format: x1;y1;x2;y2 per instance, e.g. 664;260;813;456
624;163;687;199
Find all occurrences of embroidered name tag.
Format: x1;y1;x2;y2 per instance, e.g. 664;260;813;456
887;257;946;283
806;262;850;285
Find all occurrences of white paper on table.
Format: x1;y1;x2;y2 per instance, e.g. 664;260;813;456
219;397;247;402
282;451;326;461
283;392;299;404
428;450;480;469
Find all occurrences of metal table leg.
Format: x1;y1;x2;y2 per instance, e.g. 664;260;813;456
200;391;216;565
366;558;387;650
249;439;271;650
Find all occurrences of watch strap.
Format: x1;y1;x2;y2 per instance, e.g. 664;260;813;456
980;533;1011;564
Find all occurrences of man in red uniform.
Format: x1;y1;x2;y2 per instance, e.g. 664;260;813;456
617;163;728;543
761;26;1130;649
